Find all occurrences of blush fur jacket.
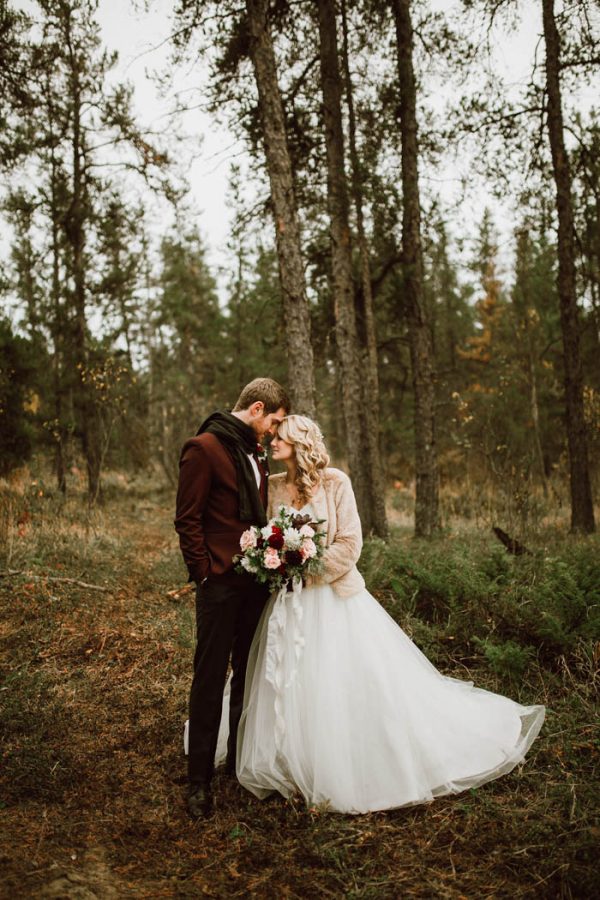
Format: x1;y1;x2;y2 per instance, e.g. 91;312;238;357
267;468;366;598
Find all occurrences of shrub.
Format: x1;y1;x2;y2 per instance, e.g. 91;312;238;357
472;637;534;680
360;530;600;680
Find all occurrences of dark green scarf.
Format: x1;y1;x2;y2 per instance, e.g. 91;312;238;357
197;410;267;526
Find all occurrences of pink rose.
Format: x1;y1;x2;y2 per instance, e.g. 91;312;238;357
299;524;315;538
264;548;282;569
301;538;317;559
240;528;257;552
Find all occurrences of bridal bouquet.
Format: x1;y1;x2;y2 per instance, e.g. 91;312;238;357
234;506;325;591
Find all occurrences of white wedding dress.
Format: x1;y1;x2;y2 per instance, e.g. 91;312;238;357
194;503;545;815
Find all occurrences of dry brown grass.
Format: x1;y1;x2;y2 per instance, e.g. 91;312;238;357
0;474;598;899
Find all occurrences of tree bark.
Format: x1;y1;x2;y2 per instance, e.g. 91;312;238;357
391;0;440;537
246;0;316;417
50;143;67;495
45;68;68;496
514;229;549;498
541;0;595;532
316;0;372;530
340;0;388;538
64;7;102;505
528;347;549;498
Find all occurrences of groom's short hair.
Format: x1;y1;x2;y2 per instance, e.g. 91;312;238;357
233;378;291;414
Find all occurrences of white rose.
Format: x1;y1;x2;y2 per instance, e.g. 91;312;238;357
299;524;315;538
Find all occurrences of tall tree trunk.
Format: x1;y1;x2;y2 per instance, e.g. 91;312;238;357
316;0;372;530
233;240;246;387
50;161;67;495
65;8;101;505
391;0;440;537
528;347;549;499
340;0;388;538
514;229;549;498
541;0;595;533
246;0;316;417
46;77;67;495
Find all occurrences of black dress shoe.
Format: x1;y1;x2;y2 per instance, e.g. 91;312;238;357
187;782;214;819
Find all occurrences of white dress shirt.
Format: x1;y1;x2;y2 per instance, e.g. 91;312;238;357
248;453;261;489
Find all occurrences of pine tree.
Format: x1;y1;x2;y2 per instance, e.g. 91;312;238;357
1;0;171;500
390;0;440;536
541;0;595;533
150;225;226;482
245;0;316;415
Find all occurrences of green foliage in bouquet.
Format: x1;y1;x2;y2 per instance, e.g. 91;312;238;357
233;506;326;592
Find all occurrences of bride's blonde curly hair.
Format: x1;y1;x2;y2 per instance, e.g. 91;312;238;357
276;415;330;502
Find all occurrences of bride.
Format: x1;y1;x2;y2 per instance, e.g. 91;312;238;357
218;415;545;814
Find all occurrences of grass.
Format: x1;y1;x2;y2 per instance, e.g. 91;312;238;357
0;469;598;898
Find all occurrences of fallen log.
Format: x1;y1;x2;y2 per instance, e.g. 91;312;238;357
166;583;194;601
492;527;531;556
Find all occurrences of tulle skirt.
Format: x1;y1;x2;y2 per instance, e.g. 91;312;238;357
210;583;544;815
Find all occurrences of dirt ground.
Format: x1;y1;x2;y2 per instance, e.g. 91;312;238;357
0;479;598;898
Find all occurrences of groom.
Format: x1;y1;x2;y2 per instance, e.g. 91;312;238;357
174;377;290;818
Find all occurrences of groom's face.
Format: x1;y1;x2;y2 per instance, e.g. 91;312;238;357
249;402;286;440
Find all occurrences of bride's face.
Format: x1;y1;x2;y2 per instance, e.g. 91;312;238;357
270;433;295;462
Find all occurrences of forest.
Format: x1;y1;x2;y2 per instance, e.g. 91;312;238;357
0;0;598;897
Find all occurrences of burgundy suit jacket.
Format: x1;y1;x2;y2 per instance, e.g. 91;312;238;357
174;432;267;583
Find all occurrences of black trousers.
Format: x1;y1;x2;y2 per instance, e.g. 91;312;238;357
188;575;268;785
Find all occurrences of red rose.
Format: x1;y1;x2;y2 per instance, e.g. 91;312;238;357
268;532;285;550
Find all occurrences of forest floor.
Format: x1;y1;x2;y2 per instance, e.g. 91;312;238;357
0;469;598;899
